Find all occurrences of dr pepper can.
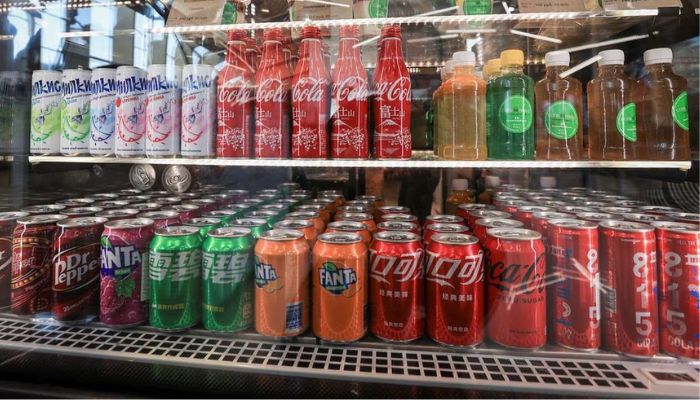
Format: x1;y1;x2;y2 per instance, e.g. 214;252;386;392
0;212;28;310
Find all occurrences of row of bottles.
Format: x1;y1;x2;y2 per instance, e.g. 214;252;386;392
433;48;690;161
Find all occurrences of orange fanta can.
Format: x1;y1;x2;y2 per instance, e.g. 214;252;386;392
254;229;310;338
312;232;368;343
287;210;325;235
325;220;371;247
274;219;317;249
336;212;377;235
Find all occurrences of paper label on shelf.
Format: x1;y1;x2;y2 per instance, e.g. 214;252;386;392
498;95;534;134
545;100;578;140
616;103;637;142
672;91;689;131
601;0;681;10
166;0;226;27
516;0;601;13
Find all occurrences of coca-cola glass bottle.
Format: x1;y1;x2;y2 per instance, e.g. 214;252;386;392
291;26;331;159
217;29;254;158
244;36;260;71
331;25;369;159
254;28;291;159
373;24;412;160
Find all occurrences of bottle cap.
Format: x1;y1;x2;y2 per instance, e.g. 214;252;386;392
487;58;502;70
441;60;455;79
263;28;282;42
452;51;476;66
643;48;672;65
452;178;469;191
227;29;247;43
301;25;321;40
500;49;524;66
339;25;360;39
598;49;625;66
380;24;401;38
545;51;570;67
540;176;557;189
484;176;501;188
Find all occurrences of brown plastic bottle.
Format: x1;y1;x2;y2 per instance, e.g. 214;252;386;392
535;51;583;160
445;178;474;215
638;48;690;160
587;49;640;160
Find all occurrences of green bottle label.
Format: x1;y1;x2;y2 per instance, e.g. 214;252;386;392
368;0;389;18
221;2;236;24
672;91;689;131
616;103;637;142
544;100;578;140
464;0;492;14
498;95;533;134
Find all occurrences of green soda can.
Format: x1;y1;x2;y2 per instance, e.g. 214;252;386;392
222;203;251;219
202;210;237;226
202;227;254;332
245;210;280;228
228;218;269;240
148;225;202;331
183;217;221;238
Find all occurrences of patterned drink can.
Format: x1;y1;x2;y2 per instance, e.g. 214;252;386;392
0;212;30;309
60;69;92;156
115;66;148;157
89;68;116;156
181;64;216;158
30;70;62;155
146;64;181;157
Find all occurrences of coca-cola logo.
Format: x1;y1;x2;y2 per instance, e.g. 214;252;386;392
292;77;328;103
256;79;287;103
486;253;546;295
218;77;252;104
425;251;483;289
369;249;423;284
333;76;369;102
53;244;100;290
374;77;411;102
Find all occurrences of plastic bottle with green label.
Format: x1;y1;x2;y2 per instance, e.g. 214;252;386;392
535;51;583;160
587;49;640;160
638;48;690;161
488;49;535;160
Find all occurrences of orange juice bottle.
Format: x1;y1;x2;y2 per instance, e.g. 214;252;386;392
434;60;455;157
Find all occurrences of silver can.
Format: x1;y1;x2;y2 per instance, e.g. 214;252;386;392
89;68;116;156
30;70;62;155
162;165;192;193
129;164;157;191
115;66;147;157
146;64;181;158
181;64;216;158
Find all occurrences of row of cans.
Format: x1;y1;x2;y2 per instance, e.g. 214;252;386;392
30;65;216;158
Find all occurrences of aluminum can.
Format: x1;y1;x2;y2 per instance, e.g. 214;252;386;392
599;220;658;358
122;195;152;203
472;218;523;244
651;221;700;360
287;211;325;234
337;212;376;234
259;203;288;217
667;212;700;225
11;214;67;315
548;219;601;351
222;189;250;202
21;204;66;215
183;217;221;238
297;204;331;224
466;209;510;230
115;66;147;157
424;214;465;228
180;64;215;157
130;202;162;212
515;205;553;229
0;212;29;309
497;199;531;215
336;205;370;218
89;192;120;201
312;232;367;342
369;231;424;342
57;198;95;207
424;223;469;247
164;204;201;223
530;211;571;248
148;225;202;331
202;210;238;226
95;208;139;221
582;201;608;208
625;212;672;224
207;193;234;208
376;221;420;235
242;198;264;210
275;219;317;249
221;203;251;219
599;206;635;216
484;228;546;349
30;70;62;155
254;229;310;337
377;205;410;218
184;198;216;214
161;165;192;194
246;210;280;228
139;210;180;230
158;196;182;207
146;64;181;157
100;218;154;327
325;220;371;247
52;217;107;323
202;227;254;332
456;203;490;225
379;213;418;227
277;182;300;196
89;68;117;156
575;212;621;223
228;218;269;240
426;233;484;347
638;205;679;216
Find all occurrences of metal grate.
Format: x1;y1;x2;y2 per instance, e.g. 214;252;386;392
0;315;696;398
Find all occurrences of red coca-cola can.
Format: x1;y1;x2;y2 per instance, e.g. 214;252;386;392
651;221;700;360
380;214;419;226
666;212;700;225
530;211;571;248
369;231;424;342
575;212;622;223
638;205;679;216
184;198;217;214
515;206;553;229
426;233;484;347
624;213;672;224
548;219;601;351
377;205;410;219
423;223;469;247
599;220;658;358
466;209;510;230
52;217;107;323
0;212;29;310
484;228;546;349
376;221;420;235
472;218;523;245
424;214;465;228
497;199;531;215
456;203;490;226
11;214;68;315
95;208;140;221
139;210;181;230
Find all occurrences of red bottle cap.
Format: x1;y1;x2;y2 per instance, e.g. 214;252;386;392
380;24;401;38
339;25;360;39
263;28;282;42
227;29;247;42
301;25;322;40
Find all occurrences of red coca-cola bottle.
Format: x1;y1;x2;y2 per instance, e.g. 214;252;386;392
373;24;412;160
217;29;254;158
244;35;260;71
255;28;291;159
331;26;369;159
291;26;330;159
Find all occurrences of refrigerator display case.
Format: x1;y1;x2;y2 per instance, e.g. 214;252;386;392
0;0;698;397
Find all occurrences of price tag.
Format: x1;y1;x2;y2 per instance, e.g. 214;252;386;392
601;0;681;10
166;0;227;27
517;0;601;13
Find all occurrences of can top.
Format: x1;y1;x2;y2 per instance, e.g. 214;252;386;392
470;209;510;219
500;199;531;207
286;211;319;219
374;231;420;243
104;218;154;229
379;205;410;213
183;217;220;227
319;194;343;202
382;213;418;222
275;219;312;229
582;201;608;208
17;214;67;225
277;182;300;190
21;204;66;213
599;219;654;232
0;211;30;222
357;195;381;202
575;212;618;222
617;200;643;207
166;204;199;212
342;212;373;221
96;200;131;207
318;189;342;196
187;198;216;205
202;210;237;218
277;199;297;205
318;232;362;244
290;194;310;201
207;227;252;239
639;205;678;213
548;218;597;230
63;206;104;214
432;233;478;246
518;205;553;213
338;205;369;213
600;206;634;214
257;189;280;196
327;221;367;231
157;197;182;204
532;211;571;220
229;218;268;228
246;210;278;218
57;198;95;205
147;191;170;196
178;193;199;199
118;189;143;195
296;204;324;212
256;194;278;201
474;218;524;229
625;213;671;223
139;210;180;220
222;189;250;196
377;221;417;231
561;206;595;213
426;215;464;224
88;193;120;200
96;208;140;218
346;199;373;207
487;228;541;240
666;212;700;223
57;216;108;228
260;204;287;211
259;229;304;241
131;202;162;210
223;204;251;211
155;225;200;236
208;193;232;200
122;195;152;202
650;221;700;233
